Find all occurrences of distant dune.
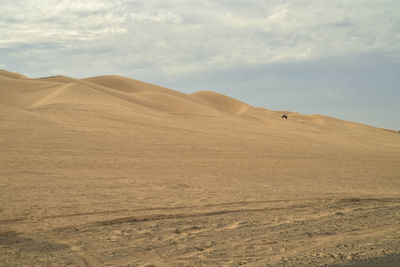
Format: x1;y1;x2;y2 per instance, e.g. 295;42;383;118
0;69;30;79
191;91;250;114
1;70;399;266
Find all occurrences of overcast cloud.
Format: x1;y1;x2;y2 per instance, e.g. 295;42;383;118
1;0;399;129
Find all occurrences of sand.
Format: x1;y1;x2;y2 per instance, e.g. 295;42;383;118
0;70;399;266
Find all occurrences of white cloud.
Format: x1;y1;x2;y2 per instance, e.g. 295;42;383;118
0;0;126;46
218;13;264;29
131;12;182;24
264;4;288;30
1;0;399;77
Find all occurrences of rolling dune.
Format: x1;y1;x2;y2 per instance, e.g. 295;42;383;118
37;75;81;84
0;70;399;266
0;75;63;108
191;90;250;114
0;70;30;80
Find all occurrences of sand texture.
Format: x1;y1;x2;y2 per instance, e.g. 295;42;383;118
1;70;399;266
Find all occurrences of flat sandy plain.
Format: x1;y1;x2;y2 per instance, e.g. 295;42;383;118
0;70;399;266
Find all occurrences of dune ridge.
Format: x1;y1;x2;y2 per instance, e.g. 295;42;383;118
0;69;30;79
1;70;398;149
0;70;391;129
191;90;251;114
0;73;243;115
1;70;398;143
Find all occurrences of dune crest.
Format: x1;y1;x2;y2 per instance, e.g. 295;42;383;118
1;72;255;115
0;70;30;79
1;70;398;133
0;75;63;108
191;90;251;114
37;75;80;84
83;75;228;114
83;75;171;94
30;82;131;107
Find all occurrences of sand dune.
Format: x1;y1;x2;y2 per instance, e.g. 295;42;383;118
30;82;131;107
0;74;212;114
1;70;399;266
83;75;181;95
0;69;30;79
0;75;63;108
37;75;80;84
191;90;251;114
84;75;226;114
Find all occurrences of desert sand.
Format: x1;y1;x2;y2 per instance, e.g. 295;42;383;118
0;69;399;266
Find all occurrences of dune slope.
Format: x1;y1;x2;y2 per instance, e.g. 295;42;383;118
0;70;399;267
0;69;30;79
191;90;251;113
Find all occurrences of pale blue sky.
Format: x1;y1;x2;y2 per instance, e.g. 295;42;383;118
1;0;399;129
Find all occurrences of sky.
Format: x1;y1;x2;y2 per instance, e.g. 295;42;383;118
1;0;399;130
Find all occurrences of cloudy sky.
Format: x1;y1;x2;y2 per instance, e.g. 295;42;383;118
1;0;399;129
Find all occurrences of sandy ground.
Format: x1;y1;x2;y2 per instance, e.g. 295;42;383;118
1;70;399;266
